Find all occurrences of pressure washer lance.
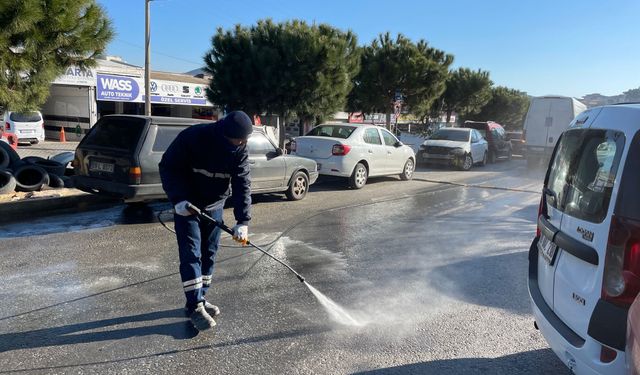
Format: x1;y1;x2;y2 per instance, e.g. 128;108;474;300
186;203;305;283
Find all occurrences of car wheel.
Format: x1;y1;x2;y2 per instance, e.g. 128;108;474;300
400;158;414;181
460;154;473;171
285;171;309;201
349;162;368;189
480;151;487;167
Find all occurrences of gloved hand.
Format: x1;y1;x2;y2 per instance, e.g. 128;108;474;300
174;200;197;216
232;224;249;245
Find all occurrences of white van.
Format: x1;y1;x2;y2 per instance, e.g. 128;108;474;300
523;96;587;166
2;111;45;144
529;104;640;374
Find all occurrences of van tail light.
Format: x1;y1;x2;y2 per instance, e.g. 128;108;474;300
129;166;142;185
602;215;640;308
290;140;296;152
332;144;351;156
5;122;10;131
600;346;617;363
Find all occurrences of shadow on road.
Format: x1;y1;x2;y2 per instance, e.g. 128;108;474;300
429;251;533;314
0;309;197;354
352;349;569;375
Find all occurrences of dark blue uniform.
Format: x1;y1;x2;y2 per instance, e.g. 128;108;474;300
159;121;251;310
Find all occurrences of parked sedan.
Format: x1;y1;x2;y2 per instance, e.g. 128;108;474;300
418;128;488;170
290;124;416;189
73;115;318;202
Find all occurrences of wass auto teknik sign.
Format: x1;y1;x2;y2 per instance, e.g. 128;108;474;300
96;74;211;106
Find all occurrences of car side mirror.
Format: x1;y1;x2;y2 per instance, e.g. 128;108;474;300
394;141;403;148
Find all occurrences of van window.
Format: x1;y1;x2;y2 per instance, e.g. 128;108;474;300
616;130;640;221
82;117;146;153
152;126;184;152
10;112;41;122
546;129;626;223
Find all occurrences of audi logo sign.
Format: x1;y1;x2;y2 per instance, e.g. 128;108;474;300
160;84;180;93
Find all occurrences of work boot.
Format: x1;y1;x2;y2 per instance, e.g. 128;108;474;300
204;301;221;317
184;301;220;317
189;303;216;331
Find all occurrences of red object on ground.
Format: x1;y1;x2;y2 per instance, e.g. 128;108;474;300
2;133;18;150
59;127;66;143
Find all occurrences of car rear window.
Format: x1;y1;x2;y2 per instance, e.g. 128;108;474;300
152;126;185;152
616;130;640;221
546;128;626;223
82;117;147;153
10;112;41;122
431;129;470;142
306;125;355;139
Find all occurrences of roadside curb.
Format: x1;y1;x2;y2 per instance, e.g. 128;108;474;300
0;191;119;224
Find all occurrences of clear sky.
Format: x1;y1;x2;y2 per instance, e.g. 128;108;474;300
97;0;640;98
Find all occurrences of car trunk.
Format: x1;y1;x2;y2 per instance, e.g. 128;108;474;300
538;124;628;340
76;116;148;184
9;112;42;138
293;136;342;159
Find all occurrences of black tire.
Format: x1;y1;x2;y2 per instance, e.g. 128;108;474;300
400;158;414;181
33;159;65;177
14;164;49;192
0;141;20;168
0;169;17;194
0;147;9;169
480;151;488;167
488;150;497;164
460;154;473;171
285;171;309;201
48;173;65;189
349;162;368;189
22;156;47;164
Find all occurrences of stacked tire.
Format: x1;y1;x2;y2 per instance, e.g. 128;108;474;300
0;142;71;194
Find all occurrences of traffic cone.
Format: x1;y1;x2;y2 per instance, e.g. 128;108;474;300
59;126;66;143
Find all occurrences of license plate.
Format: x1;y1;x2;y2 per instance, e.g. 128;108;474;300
317;163;322;171
538;234;558;265
90;161;114;173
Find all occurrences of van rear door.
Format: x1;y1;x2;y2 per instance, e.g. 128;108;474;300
76;116;148;183
550;126;627;340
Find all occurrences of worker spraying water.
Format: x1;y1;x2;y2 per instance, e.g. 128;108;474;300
159;110;363;332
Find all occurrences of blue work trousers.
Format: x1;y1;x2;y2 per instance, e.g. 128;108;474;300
174;208;223;311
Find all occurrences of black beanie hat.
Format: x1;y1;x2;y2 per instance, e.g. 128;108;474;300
221;111;253;139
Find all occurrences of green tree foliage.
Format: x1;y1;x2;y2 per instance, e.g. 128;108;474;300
439;67;492;123
204;19;360;127
467;86;530;130
0;0;113;112
623;87;640;102
347;33;453;128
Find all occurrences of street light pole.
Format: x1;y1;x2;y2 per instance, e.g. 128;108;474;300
144;0;151;116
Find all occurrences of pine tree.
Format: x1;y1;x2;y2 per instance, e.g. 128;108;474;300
0;0;113;112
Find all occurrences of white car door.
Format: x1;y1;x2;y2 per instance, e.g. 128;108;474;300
380;129;405;173
470;130;483;162
361;128;386;176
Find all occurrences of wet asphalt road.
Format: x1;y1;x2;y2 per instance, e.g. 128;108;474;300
0;159;571;374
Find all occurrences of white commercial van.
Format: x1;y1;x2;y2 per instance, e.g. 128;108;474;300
523;96;587;166
529;104;640;374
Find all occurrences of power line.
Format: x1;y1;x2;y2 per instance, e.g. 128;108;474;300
115;38;203;66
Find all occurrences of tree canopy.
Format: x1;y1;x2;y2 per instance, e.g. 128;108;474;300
467;86;530;130
347;32;453;128
204;19;360;127
0;0;113;112
438;67;492;122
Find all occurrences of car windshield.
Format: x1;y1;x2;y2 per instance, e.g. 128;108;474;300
10;112;41;122
306;125;356;139
431;129;470;142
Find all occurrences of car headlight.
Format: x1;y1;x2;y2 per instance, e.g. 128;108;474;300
450;147;465;155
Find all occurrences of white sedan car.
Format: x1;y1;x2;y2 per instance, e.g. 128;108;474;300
290;124;416;189
418;127;488;170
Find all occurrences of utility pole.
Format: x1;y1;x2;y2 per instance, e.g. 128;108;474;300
144;0;152;116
